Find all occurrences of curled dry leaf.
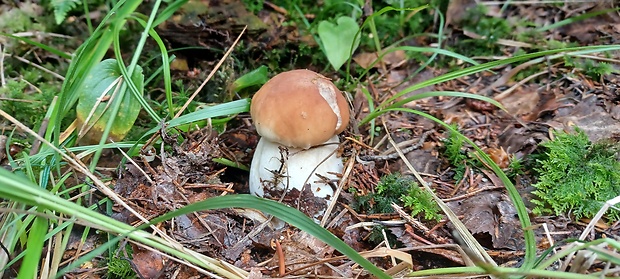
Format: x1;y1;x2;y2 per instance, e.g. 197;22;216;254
485;147;510;169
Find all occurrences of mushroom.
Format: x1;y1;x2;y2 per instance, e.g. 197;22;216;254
249;69;350;200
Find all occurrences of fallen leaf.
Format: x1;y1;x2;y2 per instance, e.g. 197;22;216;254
498;123;550;158
485;147;510;169
131;244;166;278
353;50;407;69
352;52;379;69
498;85;540;118
554;94;620;142
170;57;189;71
448;191;524;250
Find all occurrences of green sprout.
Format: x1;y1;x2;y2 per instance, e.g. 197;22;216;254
107;256;135;279
442;125;468;182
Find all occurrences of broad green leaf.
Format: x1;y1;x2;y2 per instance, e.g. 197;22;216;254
318;16;360;70
76;59;144;144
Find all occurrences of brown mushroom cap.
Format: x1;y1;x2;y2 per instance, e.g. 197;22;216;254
250;69;350;149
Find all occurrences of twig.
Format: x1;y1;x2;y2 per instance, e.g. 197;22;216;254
441;186;505;202
392;203;449;244
403;224;434;245
493;70;549;101
112;139;153;184
12;31;73;39
0;44;5;87
344;136;378;152
450;165;469;196
264;1;288;15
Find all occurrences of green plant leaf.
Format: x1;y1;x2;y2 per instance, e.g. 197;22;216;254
17;215;47;279
212;158;249;171
230;65;269;92
143;99;250;136
75;59;144;144
318;16;360;70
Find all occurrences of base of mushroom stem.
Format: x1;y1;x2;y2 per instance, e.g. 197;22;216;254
248;135;344;199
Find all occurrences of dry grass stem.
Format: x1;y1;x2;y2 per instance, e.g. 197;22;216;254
174;27;247;119
382;119;499;271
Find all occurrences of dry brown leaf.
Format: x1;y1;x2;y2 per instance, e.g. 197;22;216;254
485;147;510;169
131;245;166;278
498;85;540;117
353;50;407;69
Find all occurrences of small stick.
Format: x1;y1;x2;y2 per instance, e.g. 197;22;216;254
441;186;505;202
264;1;288;15
0;44;5;86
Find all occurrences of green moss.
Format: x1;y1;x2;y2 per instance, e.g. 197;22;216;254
466;12;510;43
402;186;442;222
354;173;410;214
355;173;441;247
532;128;620;221
582;60;614;80
564;56;606;79
0;4;45;34
367;224;401;247
444;126;467;165
353;173;441;222
0;79;58;129
243;0;265;13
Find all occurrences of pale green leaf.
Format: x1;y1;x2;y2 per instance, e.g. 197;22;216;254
318;16;360;70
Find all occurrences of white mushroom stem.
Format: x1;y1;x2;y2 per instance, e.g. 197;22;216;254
249;135;343;199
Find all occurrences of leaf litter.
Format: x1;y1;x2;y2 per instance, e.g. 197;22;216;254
32;0;620;278
117;1;618;277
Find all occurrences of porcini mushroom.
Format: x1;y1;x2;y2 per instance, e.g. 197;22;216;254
249;69;350;200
